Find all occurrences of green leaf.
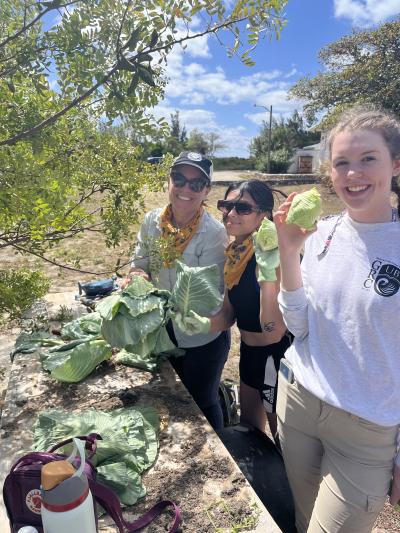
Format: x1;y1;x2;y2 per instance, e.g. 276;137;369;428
46;339;112;383
137;65;156;87
33;406;159;505
126;27;142;51
285;187;322;230
118;55;137;72
149;29;159;48
171;261;222;317
127;72;140;96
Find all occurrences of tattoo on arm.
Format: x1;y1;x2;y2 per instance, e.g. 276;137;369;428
263;321;275;332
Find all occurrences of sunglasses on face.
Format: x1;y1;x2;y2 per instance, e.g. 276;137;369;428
217;199;261;216
170;172;209;192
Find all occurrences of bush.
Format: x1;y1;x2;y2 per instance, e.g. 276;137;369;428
0;268;51;321
255;148;292;174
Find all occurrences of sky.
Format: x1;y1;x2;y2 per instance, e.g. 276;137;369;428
154;0;400;157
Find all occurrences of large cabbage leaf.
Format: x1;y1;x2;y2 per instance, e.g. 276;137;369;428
61;312;102;340
115;325;182;371
170;261;222;316
122;276;155;298
286;187;322;230
33;407;159;505
101;304;165;348
41;339;112;382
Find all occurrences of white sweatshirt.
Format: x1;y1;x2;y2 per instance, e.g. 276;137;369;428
278;213;400;436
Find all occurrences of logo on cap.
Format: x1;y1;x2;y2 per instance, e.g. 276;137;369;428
187;152;202;161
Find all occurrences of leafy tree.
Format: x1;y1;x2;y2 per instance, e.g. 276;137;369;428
186;129;209;155
250;110;319;173
290;19;400;126
0;0;287;270
163;110;187;155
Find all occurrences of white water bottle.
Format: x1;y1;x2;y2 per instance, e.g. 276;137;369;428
40;438;97;533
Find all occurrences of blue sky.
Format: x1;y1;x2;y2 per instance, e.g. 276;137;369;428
154;0;400;156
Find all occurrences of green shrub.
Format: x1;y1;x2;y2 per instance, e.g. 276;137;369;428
0;268;51;321
255;148;292;174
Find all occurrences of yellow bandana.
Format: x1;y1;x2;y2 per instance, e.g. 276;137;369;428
159;204;203;267
224;235;254;289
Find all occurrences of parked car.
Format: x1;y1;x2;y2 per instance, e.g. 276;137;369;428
147;156;163;164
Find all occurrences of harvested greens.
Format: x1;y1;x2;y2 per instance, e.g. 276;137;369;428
33;407;159;505
19;261;222;381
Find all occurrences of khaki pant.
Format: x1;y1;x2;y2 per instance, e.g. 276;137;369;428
276;370;398;533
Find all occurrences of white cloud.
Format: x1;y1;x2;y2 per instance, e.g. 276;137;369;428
333;0;400;26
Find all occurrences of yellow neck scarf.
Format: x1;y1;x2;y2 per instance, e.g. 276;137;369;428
224;235;254;289
159;204;203;267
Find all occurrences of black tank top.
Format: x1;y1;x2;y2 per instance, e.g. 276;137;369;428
228;254;262;332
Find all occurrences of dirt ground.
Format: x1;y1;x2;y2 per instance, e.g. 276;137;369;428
1;172;399;532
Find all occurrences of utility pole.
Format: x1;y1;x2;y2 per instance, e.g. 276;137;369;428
254;104;273;173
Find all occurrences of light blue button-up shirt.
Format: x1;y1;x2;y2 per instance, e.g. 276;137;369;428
131;208;228;348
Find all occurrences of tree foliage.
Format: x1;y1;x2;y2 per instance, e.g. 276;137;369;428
290;19;400;126
0;0;287;270
250;110;320;173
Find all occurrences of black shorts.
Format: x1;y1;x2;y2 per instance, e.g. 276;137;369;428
239;333;293;413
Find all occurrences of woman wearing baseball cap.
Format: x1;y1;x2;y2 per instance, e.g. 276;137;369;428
124;151;230;430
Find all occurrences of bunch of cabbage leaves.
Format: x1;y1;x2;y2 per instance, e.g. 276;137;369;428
98;261;222;369
33;406;159;506
33;261;221;381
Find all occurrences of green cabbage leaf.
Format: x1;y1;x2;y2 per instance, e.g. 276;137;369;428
170;260;222;317
253;218;278;251
41;339;112;382
285;187;322;230
33;406;159;505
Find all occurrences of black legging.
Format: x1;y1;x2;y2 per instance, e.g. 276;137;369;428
169;329;230;430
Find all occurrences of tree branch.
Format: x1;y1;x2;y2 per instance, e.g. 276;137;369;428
0;15;248;146
10;242;130;275
0;1;79;50
0;64;118;146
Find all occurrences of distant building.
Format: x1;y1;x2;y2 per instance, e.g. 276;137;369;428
287;133;327;174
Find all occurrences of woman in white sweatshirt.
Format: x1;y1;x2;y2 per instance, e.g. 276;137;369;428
274;107;400;533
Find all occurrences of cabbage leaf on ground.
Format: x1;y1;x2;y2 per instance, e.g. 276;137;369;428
33;406;159;506
41;339;112;382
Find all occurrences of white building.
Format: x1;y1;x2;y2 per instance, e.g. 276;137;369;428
287;133;328;174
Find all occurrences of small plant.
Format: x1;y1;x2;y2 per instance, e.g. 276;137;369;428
205;499;261;532
0;268;51;322
142;236;182;277
54;305;74;323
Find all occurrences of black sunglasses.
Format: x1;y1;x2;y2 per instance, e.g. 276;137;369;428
170;172;209;192
217;199;261;216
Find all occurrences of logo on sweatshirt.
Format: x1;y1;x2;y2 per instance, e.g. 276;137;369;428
363;259;400;297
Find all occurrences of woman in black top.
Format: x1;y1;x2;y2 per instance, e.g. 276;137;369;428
211;180;291;438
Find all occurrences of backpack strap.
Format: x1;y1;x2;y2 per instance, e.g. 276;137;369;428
89;479;181;533
48;433;101;459
10;452;65;472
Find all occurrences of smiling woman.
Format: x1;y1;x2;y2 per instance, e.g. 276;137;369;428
122;152;230;430
274;106;400;533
